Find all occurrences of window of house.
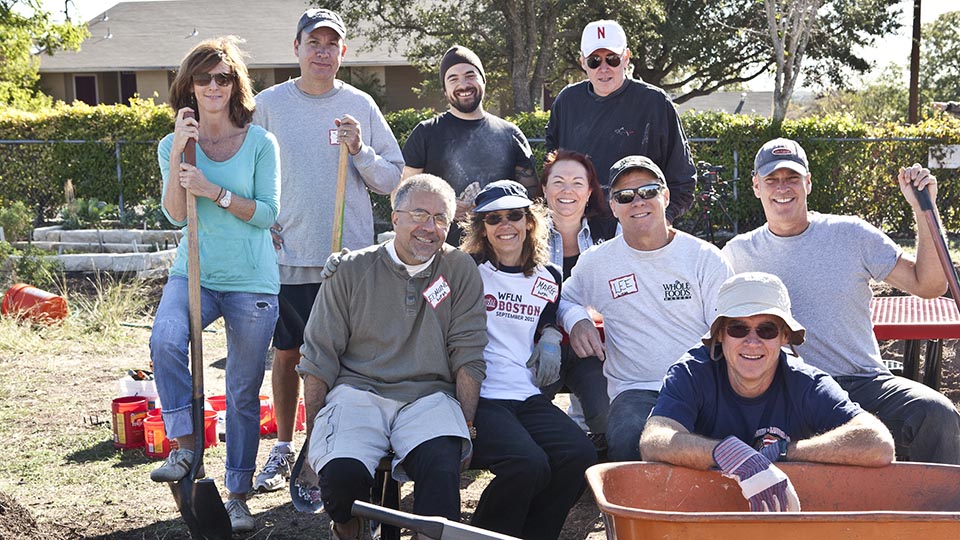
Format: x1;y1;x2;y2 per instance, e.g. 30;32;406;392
120;72;137;104
75;75;98;105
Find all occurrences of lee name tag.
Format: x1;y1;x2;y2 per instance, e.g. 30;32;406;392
609;274;638;299
328;128;340;145
531;276;559;303
423;276;451;308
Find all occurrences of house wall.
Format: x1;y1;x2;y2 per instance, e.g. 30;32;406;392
136;71;171;104
98;72;120;104
384;65;439;111
41;65;433;111
40;73;71;103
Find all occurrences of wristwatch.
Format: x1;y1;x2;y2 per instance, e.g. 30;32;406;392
218;190;232;208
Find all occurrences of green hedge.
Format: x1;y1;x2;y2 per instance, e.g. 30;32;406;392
1;101;959;237
0;99;172;221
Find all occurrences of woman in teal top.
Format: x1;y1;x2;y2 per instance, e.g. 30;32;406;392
148;36;280;533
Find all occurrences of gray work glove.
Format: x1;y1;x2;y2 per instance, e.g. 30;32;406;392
526;327;562;387
714;436;800;512
320;248;349;281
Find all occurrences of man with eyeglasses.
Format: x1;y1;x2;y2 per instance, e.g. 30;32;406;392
403;45;537;245
722;138;960;465
251;8;404;496
558;155;731;461
640;272;894;513
298;174;487;540
545;20;696;221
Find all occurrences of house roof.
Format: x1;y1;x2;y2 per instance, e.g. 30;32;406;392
39;0;409;73
674;91;774;117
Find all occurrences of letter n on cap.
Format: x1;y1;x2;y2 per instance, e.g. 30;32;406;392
597;27;606;39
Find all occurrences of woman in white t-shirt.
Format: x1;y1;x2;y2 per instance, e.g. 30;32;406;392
459;180;595;540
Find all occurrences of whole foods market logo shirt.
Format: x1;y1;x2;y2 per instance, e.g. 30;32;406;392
663;280;692;301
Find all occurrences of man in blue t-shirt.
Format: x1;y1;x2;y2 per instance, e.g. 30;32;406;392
640;272;894;512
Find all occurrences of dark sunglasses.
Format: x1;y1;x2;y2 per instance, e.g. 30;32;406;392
193;72;236;87
611;184;662;204
586;53;622;70
479;209;527;226
725;322;782;340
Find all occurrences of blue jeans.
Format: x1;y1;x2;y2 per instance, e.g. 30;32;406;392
543;344;610;433
606;389;659;461
150;275;278;494
470;395;596;540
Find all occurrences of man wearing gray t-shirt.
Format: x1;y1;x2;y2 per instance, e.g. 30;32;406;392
251;8;403;494
723;138;960;464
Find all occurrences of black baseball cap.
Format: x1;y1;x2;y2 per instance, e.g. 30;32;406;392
296;8;346;40
607;155;666;189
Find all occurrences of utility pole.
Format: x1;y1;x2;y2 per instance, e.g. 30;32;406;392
908;0;921;124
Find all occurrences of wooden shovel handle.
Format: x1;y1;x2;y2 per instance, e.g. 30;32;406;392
331;140;349;252
183;110;204;405
912;185;960;305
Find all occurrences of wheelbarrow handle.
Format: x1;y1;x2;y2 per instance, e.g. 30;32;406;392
351;501;522;540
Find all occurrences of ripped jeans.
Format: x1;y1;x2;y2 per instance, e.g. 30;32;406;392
150;275;278;494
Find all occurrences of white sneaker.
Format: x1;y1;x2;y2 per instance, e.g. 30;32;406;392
225;498;255;532
253;445;295;492
150;449;203;482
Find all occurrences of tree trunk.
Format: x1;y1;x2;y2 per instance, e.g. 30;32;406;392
496;0;562;113
765;0;821;123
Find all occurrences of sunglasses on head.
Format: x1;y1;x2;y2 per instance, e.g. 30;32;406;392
193;72;236;87
586;53;622;70
479;209;527;226
611;184;662;204
725;321;782;340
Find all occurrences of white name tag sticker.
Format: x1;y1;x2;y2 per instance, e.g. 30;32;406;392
329;129;340;145
423;275;451;308
531;277;559;303
608;274;639;299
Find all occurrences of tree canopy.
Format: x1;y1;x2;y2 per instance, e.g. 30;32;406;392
317;0;902;115
0;0;87;110
920;10;960;103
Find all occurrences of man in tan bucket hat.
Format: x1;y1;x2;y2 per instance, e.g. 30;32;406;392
640;272;894;512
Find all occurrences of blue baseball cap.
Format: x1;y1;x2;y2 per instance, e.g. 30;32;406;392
473;180;532;213
754;138;809;177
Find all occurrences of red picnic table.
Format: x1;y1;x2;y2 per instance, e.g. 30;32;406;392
870;296;960;390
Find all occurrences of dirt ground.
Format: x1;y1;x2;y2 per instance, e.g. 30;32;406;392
0;279;958;539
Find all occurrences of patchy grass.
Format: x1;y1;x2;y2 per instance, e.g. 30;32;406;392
0;274;606;539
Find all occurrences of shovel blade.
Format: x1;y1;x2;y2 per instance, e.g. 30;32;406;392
171;478;232;540
289;440;324;513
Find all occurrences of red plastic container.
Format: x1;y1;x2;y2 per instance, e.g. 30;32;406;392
203;410;217;448
2;283;68;323
259;394;276;435
295;397;306;432
112;396;148;449
208;394;227;440
143;415;170;458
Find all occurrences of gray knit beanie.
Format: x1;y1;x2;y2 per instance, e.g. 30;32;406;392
439;45;486;86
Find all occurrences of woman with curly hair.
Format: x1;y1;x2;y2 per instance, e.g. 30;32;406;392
460;180;595;540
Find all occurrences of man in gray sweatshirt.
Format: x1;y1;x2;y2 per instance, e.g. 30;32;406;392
251;8;403;493
299;174;487;540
